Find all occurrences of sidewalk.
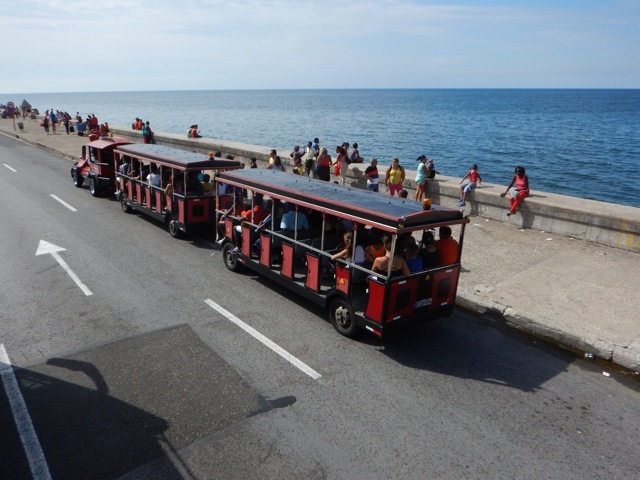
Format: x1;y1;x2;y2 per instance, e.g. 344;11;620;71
2;117;639;372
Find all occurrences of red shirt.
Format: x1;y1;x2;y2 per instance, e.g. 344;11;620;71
435;237;459;265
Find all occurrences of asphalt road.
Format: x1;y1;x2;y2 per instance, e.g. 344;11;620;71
1;135;639;480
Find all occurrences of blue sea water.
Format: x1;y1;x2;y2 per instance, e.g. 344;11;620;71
6;89;640;207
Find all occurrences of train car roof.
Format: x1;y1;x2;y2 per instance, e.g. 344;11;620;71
218;169;467;231
115;143;243;170
87;136;132;150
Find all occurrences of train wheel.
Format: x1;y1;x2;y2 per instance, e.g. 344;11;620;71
167;219;182;238
330;298;359;337
120;195;132;213
72;170;83;188
89;178;99;197
222;243;241;272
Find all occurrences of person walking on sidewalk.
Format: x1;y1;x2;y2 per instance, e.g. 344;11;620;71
143;121;153;144
459;164;483;206
385;157;405;196
414;155;429;202
500;165;530;216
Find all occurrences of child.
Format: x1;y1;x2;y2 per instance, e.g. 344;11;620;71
426;158;440;179
459;164;483;206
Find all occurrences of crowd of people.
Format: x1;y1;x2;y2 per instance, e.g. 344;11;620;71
124;121;530;218
259;137;529;218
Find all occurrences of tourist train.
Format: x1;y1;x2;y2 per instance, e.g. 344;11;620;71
71;137;468;338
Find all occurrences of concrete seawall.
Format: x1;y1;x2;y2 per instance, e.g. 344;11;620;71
111;125;640;253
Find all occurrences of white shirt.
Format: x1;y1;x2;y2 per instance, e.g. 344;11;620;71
148;173;161;187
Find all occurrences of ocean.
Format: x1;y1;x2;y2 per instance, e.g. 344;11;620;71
5;89;639;207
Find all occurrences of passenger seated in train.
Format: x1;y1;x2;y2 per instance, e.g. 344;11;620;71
280;203;309;235
404;243;424;273
331;231;365;263
365;230;385;262
418;230;439;268
202;174;214;193
186;171;204;195
371;237;410;277
434;226;459;265
217;193;244;241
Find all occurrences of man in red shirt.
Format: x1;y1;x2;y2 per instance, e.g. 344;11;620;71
435;226;459;265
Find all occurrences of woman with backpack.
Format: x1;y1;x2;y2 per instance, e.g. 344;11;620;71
385;157;405;196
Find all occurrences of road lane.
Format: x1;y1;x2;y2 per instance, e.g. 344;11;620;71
1;134;640;479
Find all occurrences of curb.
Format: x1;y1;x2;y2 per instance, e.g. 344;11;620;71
456;290;640;372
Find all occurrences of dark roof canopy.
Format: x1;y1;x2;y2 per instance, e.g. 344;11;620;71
115;144;243;170
218;169;467;231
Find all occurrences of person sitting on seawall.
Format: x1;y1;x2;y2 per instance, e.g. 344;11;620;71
500;165;530;217
434;226;459;266
349;143;363;164
372;237;410;277
187;125;201;138
459;164;483;207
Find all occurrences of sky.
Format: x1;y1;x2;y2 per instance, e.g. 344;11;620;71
1;0;639;93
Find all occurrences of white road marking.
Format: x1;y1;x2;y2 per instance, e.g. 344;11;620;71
49;194;77;212
3;163;17;172
35;240;93;296
204;299;321;380
0;344;52;480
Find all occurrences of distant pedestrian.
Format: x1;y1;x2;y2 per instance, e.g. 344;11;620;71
143;121;153;144
459;164;483;206
250;157;258;169
364;158;380;192
501;166;530;216
49;111;57;134
414;155;429;202
290;145;304;166
332;145;348;184
42;116;50;134
304;141;315;177
384;157;405;196
62;116;70;135
316;147;332;181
